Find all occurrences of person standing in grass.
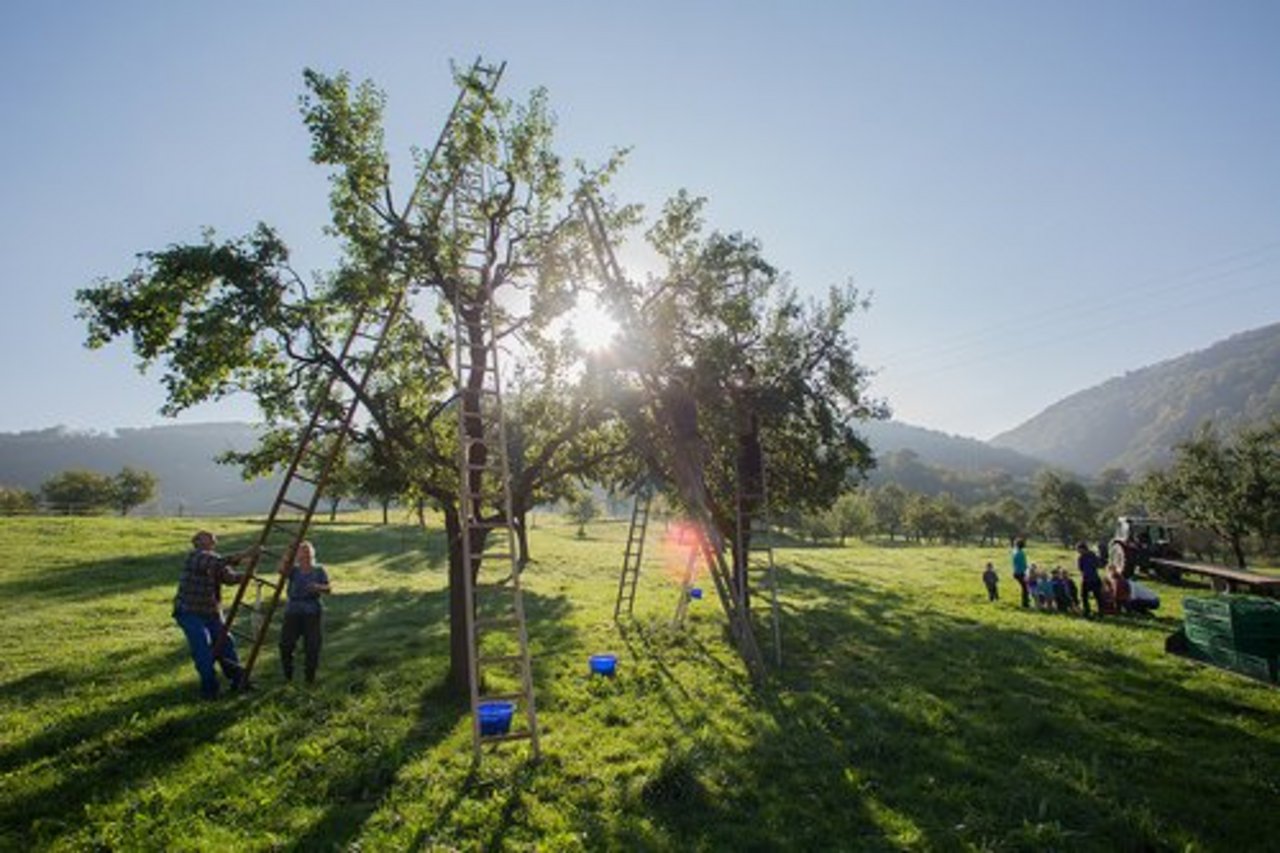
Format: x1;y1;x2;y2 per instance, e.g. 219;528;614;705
1011;538;1030;607
173;530;256;699
982;561;999;601
1076;541;1104;618
279;541;330;684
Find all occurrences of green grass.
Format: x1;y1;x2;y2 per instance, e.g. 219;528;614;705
1;515;1278;851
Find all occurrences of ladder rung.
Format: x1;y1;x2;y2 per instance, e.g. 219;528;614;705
229;627;255;643
478;654;526;666
479;730;533;744
475;552;514;561
279;498;311;514
476;615;520;631
479;691;526;703
250;575;282;592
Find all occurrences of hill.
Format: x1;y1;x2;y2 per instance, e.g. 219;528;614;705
991;322;1280;474
0;422;280;514
858;419;1045;478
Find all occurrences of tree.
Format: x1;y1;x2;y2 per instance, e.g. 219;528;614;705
1140;420;1280;568
112;467;157;516
832;491;872;545
0;487;37;515
585;190;885;606
77;65;625;692
567;494;599;538
41;470;115;514
870;483;908;541
1032;470;1095;546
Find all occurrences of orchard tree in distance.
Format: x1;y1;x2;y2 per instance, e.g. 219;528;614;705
112;466;157;516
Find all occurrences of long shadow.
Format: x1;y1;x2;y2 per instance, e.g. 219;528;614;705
283;587;577;851
633;564;1280;850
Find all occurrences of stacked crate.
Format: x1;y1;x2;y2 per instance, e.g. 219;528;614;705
1182;595;1280;683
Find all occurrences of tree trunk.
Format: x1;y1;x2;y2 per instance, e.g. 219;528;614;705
328;498;339;522
1231;534;1247;569
515;510;531;569
380;499;389;525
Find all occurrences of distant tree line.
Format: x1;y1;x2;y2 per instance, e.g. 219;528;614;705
1;467;158;516
788;418;1280;566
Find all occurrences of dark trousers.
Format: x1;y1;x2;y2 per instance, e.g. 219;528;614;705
1015;576;1030;607
280;611;323;682
175;610;243;699
1082;579;1104;618
985;583;998;601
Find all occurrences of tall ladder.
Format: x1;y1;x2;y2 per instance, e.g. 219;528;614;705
692;508;767;680
453;142;540;762
613;487;652;620
215;295;405;681
736;461;782;667
214;59;505;684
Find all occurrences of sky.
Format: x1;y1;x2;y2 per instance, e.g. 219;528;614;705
1;1;1277;440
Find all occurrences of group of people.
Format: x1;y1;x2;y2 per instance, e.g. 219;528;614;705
983;538;1160;619
172;530;330;699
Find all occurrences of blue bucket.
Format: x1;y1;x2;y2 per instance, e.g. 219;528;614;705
478;701;515;736
689;587;703;600
589;653;618;677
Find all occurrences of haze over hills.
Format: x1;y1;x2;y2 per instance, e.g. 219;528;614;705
0;423;280;514
991;322;1280;475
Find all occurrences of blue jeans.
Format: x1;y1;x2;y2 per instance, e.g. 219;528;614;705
175;609;243;698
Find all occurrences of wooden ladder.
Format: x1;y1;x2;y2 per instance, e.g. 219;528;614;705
213;59;505;685
613;487;652;620
736;460;782;667
453;144;540;763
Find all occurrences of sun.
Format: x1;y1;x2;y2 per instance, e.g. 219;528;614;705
564;293;620;352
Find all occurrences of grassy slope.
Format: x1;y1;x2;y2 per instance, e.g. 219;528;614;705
1;516;1277;851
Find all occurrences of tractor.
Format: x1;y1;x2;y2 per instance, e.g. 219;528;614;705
1108;516;1183;579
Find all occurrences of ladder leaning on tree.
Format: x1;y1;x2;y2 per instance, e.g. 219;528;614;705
577;192;766;681
452;147;541;761
212;59;506;686
736;451;782;667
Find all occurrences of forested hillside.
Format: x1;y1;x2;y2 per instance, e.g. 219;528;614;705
991;322;1280;473
0;423;279;514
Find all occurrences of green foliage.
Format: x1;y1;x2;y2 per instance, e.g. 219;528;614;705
112;467;157;516
39;469;116;514
1141;419;1280;567
2;516;1278;849
0;486;37;515
566;494;599;537
1032;470;1096;546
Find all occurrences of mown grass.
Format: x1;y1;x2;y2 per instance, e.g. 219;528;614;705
1;514;1277;851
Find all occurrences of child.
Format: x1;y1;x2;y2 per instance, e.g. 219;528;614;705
1051;568;1073;612
982;562;999;601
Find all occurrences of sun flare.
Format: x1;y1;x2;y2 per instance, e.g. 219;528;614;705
564;294;620;352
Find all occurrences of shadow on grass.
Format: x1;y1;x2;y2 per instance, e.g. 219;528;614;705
591;561;1280;849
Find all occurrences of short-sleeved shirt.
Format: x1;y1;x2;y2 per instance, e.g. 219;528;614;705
285;566;329;616
175;550;241;617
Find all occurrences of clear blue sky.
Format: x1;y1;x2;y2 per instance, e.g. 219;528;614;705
2;1;1277;439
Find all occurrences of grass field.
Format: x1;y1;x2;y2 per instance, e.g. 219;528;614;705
1;514;1278;851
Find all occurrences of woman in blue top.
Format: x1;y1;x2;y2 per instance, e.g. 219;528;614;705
278;541;330;684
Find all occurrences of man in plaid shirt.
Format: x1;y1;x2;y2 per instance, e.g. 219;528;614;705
173;530;256;699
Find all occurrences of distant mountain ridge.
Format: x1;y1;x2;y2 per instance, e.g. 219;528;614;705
857;420;1045;477
0;423;280;514
991;322;1280;474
